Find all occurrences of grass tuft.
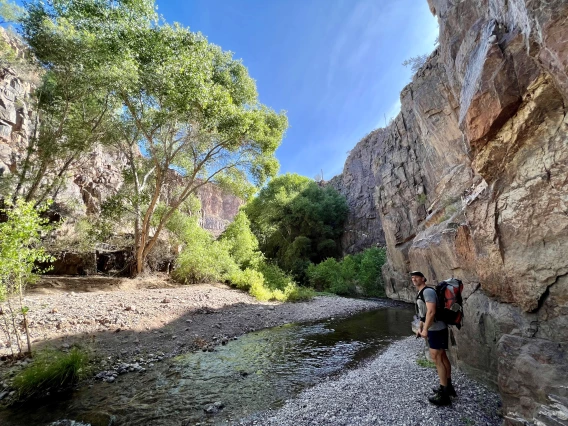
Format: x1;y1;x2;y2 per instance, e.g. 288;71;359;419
416;357;437;369
12;347;91;399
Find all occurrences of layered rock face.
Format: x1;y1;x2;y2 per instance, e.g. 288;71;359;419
197;184;243;237
334;1;568;424
328;132;386;254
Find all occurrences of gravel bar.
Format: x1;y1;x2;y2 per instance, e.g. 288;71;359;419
238;337;502;426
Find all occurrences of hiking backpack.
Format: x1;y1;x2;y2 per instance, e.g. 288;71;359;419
417;278;464;329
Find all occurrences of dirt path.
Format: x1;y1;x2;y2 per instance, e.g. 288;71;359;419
0;274;404;370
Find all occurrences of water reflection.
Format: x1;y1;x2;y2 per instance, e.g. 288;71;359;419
0;307;414;426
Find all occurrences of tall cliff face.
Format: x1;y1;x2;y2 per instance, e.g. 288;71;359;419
328;130;386;254
334;1;568;424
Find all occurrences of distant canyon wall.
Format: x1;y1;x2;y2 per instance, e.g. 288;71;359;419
332;1;568;424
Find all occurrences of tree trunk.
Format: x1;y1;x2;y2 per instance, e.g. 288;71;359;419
18;282;32;355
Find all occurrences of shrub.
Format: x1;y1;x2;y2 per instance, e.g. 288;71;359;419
12;347;91;399
172;216;238;284
0;199;55;355
228;264;314;302
228;268;264;292
416;357;436;369
307;258;350;295
170;206;314;302
218;211;263;269
281;284;315;302
256;262;294;291
416;193;428;205
357;247;387;296
307;247;387;296
255;262;315;302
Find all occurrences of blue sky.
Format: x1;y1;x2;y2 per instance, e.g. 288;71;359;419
9;0;438;180
154;0;439;180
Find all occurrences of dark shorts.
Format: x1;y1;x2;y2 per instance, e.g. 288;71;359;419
428;328;448;350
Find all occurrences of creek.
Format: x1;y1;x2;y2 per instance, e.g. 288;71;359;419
1;306;414;426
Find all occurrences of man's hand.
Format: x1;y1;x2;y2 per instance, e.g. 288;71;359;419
420;329;428;338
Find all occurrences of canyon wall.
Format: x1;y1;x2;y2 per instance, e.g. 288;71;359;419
328;132;387;254
333;1;568;424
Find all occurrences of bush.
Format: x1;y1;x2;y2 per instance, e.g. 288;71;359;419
218;211;263;269
228;264;314;302
307;258;350;295
0;199;55;355
171;208;314;302
357;247;387;296
172;216;238;284
307;247;387;296
12;347;90;399
228;268;264;292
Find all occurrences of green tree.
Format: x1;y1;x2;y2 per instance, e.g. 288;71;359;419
245;173;348;282
0;0;24;24
9;0;139;206
117;23;287;275
0;199;54;355
219;211;262;269
20;0;288;274
306;247;387;296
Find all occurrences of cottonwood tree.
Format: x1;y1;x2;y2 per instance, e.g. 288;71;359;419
116;24;287;274
9;0;141;205
0;0;24;24
18;0;287;274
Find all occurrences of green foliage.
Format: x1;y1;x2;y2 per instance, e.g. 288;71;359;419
12;347;91;399
228;264;314;302
0;199;54;301
436;201;461;224
219;211;262;269
228;267;264;292
416;357;437;369
16;0;287;273
307;258;347;294
172;215;238;284
0;0;24;24
0;199;55;354
245;173;348;283
307;247;387;296
416;193;428;205
10;0;132;204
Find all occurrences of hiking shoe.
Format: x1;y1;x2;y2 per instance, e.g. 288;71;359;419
428;390;452;406
431;384;457;398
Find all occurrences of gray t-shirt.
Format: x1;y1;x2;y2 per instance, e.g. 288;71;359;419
416;287;447;331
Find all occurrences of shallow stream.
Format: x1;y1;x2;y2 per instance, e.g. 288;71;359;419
1;306;414;426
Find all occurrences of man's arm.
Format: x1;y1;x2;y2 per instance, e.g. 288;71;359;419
420;301;436;337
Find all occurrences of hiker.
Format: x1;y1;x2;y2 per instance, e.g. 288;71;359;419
411;271;456;406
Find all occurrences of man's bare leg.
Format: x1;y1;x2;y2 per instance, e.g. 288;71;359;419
429;348;447;386
441;350;451;382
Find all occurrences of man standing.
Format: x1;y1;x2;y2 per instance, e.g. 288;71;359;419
411;271;456;406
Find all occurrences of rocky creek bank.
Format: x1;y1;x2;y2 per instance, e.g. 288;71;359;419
239;337;503;426
0;275;402;401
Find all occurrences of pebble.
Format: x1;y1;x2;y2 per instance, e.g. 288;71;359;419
237;337;502;426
